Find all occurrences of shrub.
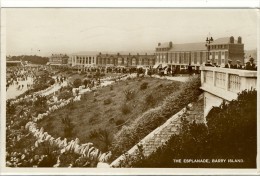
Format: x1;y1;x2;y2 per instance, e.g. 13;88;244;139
104;98;112;105
89;114;99;124
115;119;125;126
88;128;112;152
110;85;113;91
123;89;135;101
61;115;74;138
140;82;148;90
48;78;56;85
128;89;257;168
120;103;131;115
58;90;73;100
145;94;156;107
73;78;82;88
111;76;202;159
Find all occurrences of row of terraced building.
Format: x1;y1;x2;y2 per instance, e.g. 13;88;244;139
49;36;245;70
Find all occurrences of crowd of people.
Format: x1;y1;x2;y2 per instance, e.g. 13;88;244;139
6;67;36;91
205;57;257;70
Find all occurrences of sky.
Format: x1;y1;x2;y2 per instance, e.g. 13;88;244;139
5;8;258;57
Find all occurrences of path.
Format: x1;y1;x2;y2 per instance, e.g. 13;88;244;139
6;77;34;100
152;75;191;82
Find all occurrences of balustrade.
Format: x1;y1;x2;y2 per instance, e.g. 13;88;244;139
201;66;257;101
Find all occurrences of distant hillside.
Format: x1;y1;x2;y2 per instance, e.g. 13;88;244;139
7;55;49;65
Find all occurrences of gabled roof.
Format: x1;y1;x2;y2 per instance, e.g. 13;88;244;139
169;42;206;52
71;51;99;56
212;37;238;45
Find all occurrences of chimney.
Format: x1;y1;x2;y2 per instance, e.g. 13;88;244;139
229;36;234;44
238;36;242;44
169;41;173;48
158;43;161;46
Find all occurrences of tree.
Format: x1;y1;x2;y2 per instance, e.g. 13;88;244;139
73;78;82;88
127;89;257;168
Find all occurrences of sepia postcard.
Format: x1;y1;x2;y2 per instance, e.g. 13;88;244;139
0;5;259;175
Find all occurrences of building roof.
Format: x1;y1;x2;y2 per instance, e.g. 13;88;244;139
169;42;206;52
157;42;171;49
99;51;155;56
71;51;99;56
211;37;238;45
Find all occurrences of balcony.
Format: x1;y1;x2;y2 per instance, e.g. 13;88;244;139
200;66;257;101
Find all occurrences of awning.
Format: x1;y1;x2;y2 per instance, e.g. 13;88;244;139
153;63;160;69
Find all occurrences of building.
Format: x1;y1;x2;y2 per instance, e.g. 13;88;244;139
70;52;98;71
69;51;156;71
96;52;156;68
48;54;69;66
155;36;244;70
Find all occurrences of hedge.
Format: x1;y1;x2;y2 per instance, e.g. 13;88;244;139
111;76;202;158
126;89;257;168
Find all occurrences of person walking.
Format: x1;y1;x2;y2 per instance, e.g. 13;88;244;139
225;59;234;69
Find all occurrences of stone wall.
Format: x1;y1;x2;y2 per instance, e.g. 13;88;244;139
109;95;204;167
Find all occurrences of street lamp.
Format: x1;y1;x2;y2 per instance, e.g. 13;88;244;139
205;35;214;61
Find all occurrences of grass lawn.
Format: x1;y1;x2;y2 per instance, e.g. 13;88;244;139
37;77;183;152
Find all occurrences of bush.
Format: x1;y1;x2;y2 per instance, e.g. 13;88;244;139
120;104;131;115
88;128;112;152
73;78;82;88
111;76;202;159
128;89;257;168
58;90;73;100
124;89;135;101
61;115;74;138
145;94;156;107
140;82;148;90
48;78;56;85
104;98;112;105
115;119;125;126
89;113;99;124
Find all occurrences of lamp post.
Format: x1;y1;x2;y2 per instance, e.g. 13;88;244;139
205;35;214;61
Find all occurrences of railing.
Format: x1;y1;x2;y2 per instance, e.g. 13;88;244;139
200;66;257;101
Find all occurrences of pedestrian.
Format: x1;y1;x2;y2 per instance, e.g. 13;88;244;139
205;60;213;67
187;64;193;75
233;60;243;69
245;57;257;70
213;62;219;67
225;59;234;69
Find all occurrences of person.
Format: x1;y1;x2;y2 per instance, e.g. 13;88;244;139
205;60;213;67
213;62;219;67
187;64;193;75
233;60;243;69
245;57;257;70
225;59;234;69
